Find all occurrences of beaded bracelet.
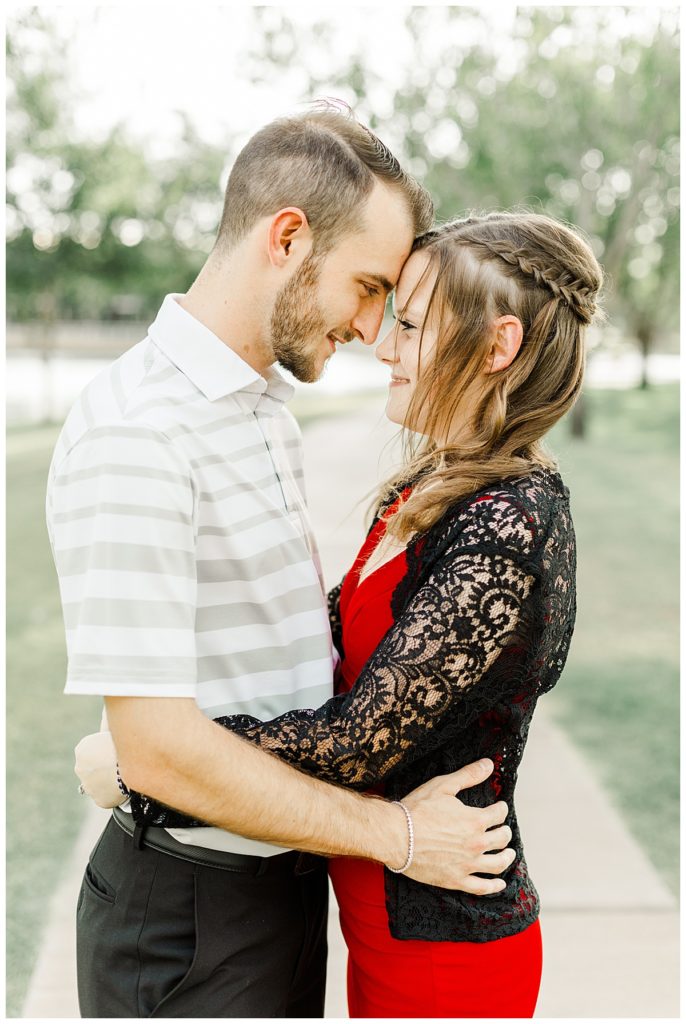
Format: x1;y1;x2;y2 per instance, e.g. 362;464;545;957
386;800;415;874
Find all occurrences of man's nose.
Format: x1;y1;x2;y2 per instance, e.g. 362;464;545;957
350;301;387;346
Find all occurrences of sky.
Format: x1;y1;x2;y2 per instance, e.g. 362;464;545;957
7;4;530;157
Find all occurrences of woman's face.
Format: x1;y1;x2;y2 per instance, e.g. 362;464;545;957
375;251;440;434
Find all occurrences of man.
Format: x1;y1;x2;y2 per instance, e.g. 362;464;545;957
47;106;514;1018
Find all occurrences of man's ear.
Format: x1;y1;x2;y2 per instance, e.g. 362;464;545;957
267;207;312;268
486;315;523;374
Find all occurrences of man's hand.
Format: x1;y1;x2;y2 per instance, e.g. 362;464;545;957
396;759;515;893
103;698;514;880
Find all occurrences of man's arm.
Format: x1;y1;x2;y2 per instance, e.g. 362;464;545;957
107;696;513;894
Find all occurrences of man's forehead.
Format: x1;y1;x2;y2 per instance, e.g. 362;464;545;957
335;199;414;284
355;186;415;261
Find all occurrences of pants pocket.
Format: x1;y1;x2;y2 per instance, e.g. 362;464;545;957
77;819;160;1017
82;860;116;904
140;866;200;1018
76;862;121;1015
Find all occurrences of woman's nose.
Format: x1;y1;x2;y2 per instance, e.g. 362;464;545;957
375;326;398;363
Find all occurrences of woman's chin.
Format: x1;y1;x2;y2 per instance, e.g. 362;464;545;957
383;398;406;427
383;402;432;439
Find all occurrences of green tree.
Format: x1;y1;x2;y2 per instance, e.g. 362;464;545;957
393;7;679;376
7;4;679;366
243;6;679;385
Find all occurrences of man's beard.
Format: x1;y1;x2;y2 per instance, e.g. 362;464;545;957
270;253;329;383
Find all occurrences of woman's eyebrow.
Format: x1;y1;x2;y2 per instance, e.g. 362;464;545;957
391;296;423;322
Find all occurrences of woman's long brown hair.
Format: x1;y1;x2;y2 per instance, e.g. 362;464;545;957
377;211;604;540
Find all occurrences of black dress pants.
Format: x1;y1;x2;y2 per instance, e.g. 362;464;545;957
76;816;329;1018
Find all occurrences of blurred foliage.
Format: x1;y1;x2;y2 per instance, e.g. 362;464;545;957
245;5;679;357
6;9;224;319
6;6;680;363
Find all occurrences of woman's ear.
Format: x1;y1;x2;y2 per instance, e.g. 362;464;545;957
486;315;523;374
266;207;312;267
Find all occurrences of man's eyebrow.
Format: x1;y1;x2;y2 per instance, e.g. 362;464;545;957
361;272;394;294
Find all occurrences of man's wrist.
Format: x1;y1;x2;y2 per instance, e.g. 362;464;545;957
386;802;414;873
359;795;408;868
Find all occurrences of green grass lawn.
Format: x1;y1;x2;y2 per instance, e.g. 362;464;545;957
5;383;679;1014
546;384;679;894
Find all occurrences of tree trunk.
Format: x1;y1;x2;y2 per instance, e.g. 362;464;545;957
637;322;653;390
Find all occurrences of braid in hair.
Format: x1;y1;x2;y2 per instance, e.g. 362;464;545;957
453;234;597;324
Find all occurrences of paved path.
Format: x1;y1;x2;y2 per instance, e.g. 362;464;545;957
22;402;679;1018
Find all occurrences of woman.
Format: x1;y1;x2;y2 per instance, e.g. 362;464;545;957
84;210;603;1018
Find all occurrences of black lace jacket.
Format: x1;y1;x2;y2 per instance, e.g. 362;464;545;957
128;467;576;943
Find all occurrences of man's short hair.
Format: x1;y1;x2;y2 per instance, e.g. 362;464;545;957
215;102;434;254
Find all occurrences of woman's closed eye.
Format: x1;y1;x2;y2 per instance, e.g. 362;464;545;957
393;315;417;333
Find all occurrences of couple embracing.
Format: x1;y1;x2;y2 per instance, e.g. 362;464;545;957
47;103;602;1018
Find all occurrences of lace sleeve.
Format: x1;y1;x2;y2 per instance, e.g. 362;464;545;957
127;496;537;826
327;578;345;659
219;547;534;789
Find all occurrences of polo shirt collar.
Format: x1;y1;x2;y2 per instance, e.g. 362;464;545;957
147;294;295;409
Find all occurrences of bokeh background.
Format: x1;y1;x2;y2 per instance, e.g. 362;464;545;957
6;4;679;1017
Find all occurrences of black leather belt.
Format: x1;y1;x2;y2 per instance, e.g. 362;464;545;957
112;807;321;876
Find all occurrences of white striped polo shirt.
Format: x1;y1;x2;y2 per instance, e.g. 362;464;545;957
46;294;336;856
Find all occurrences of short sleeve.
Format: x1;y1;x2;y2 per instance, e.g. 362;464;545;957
47;424;198;697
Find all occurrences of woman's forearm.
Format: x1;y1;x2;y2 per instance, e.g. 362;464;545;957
106;694;514;894
107;694;407;861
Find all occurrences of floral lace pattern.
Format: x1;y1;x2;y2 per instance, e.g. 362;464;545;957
128;467;576;942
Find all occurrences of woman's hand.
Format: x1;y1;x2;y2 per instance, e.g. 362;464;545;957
74;729;124;808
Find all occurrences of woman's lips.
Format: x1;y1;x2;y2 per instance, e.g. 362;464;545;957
390;375;410;387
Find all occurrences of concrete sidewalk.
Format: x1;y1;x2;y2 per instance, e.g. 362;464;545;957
22;402;679;1018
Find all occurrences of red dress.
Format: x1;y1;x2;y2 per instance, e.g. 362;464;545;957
327;493;543;1019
